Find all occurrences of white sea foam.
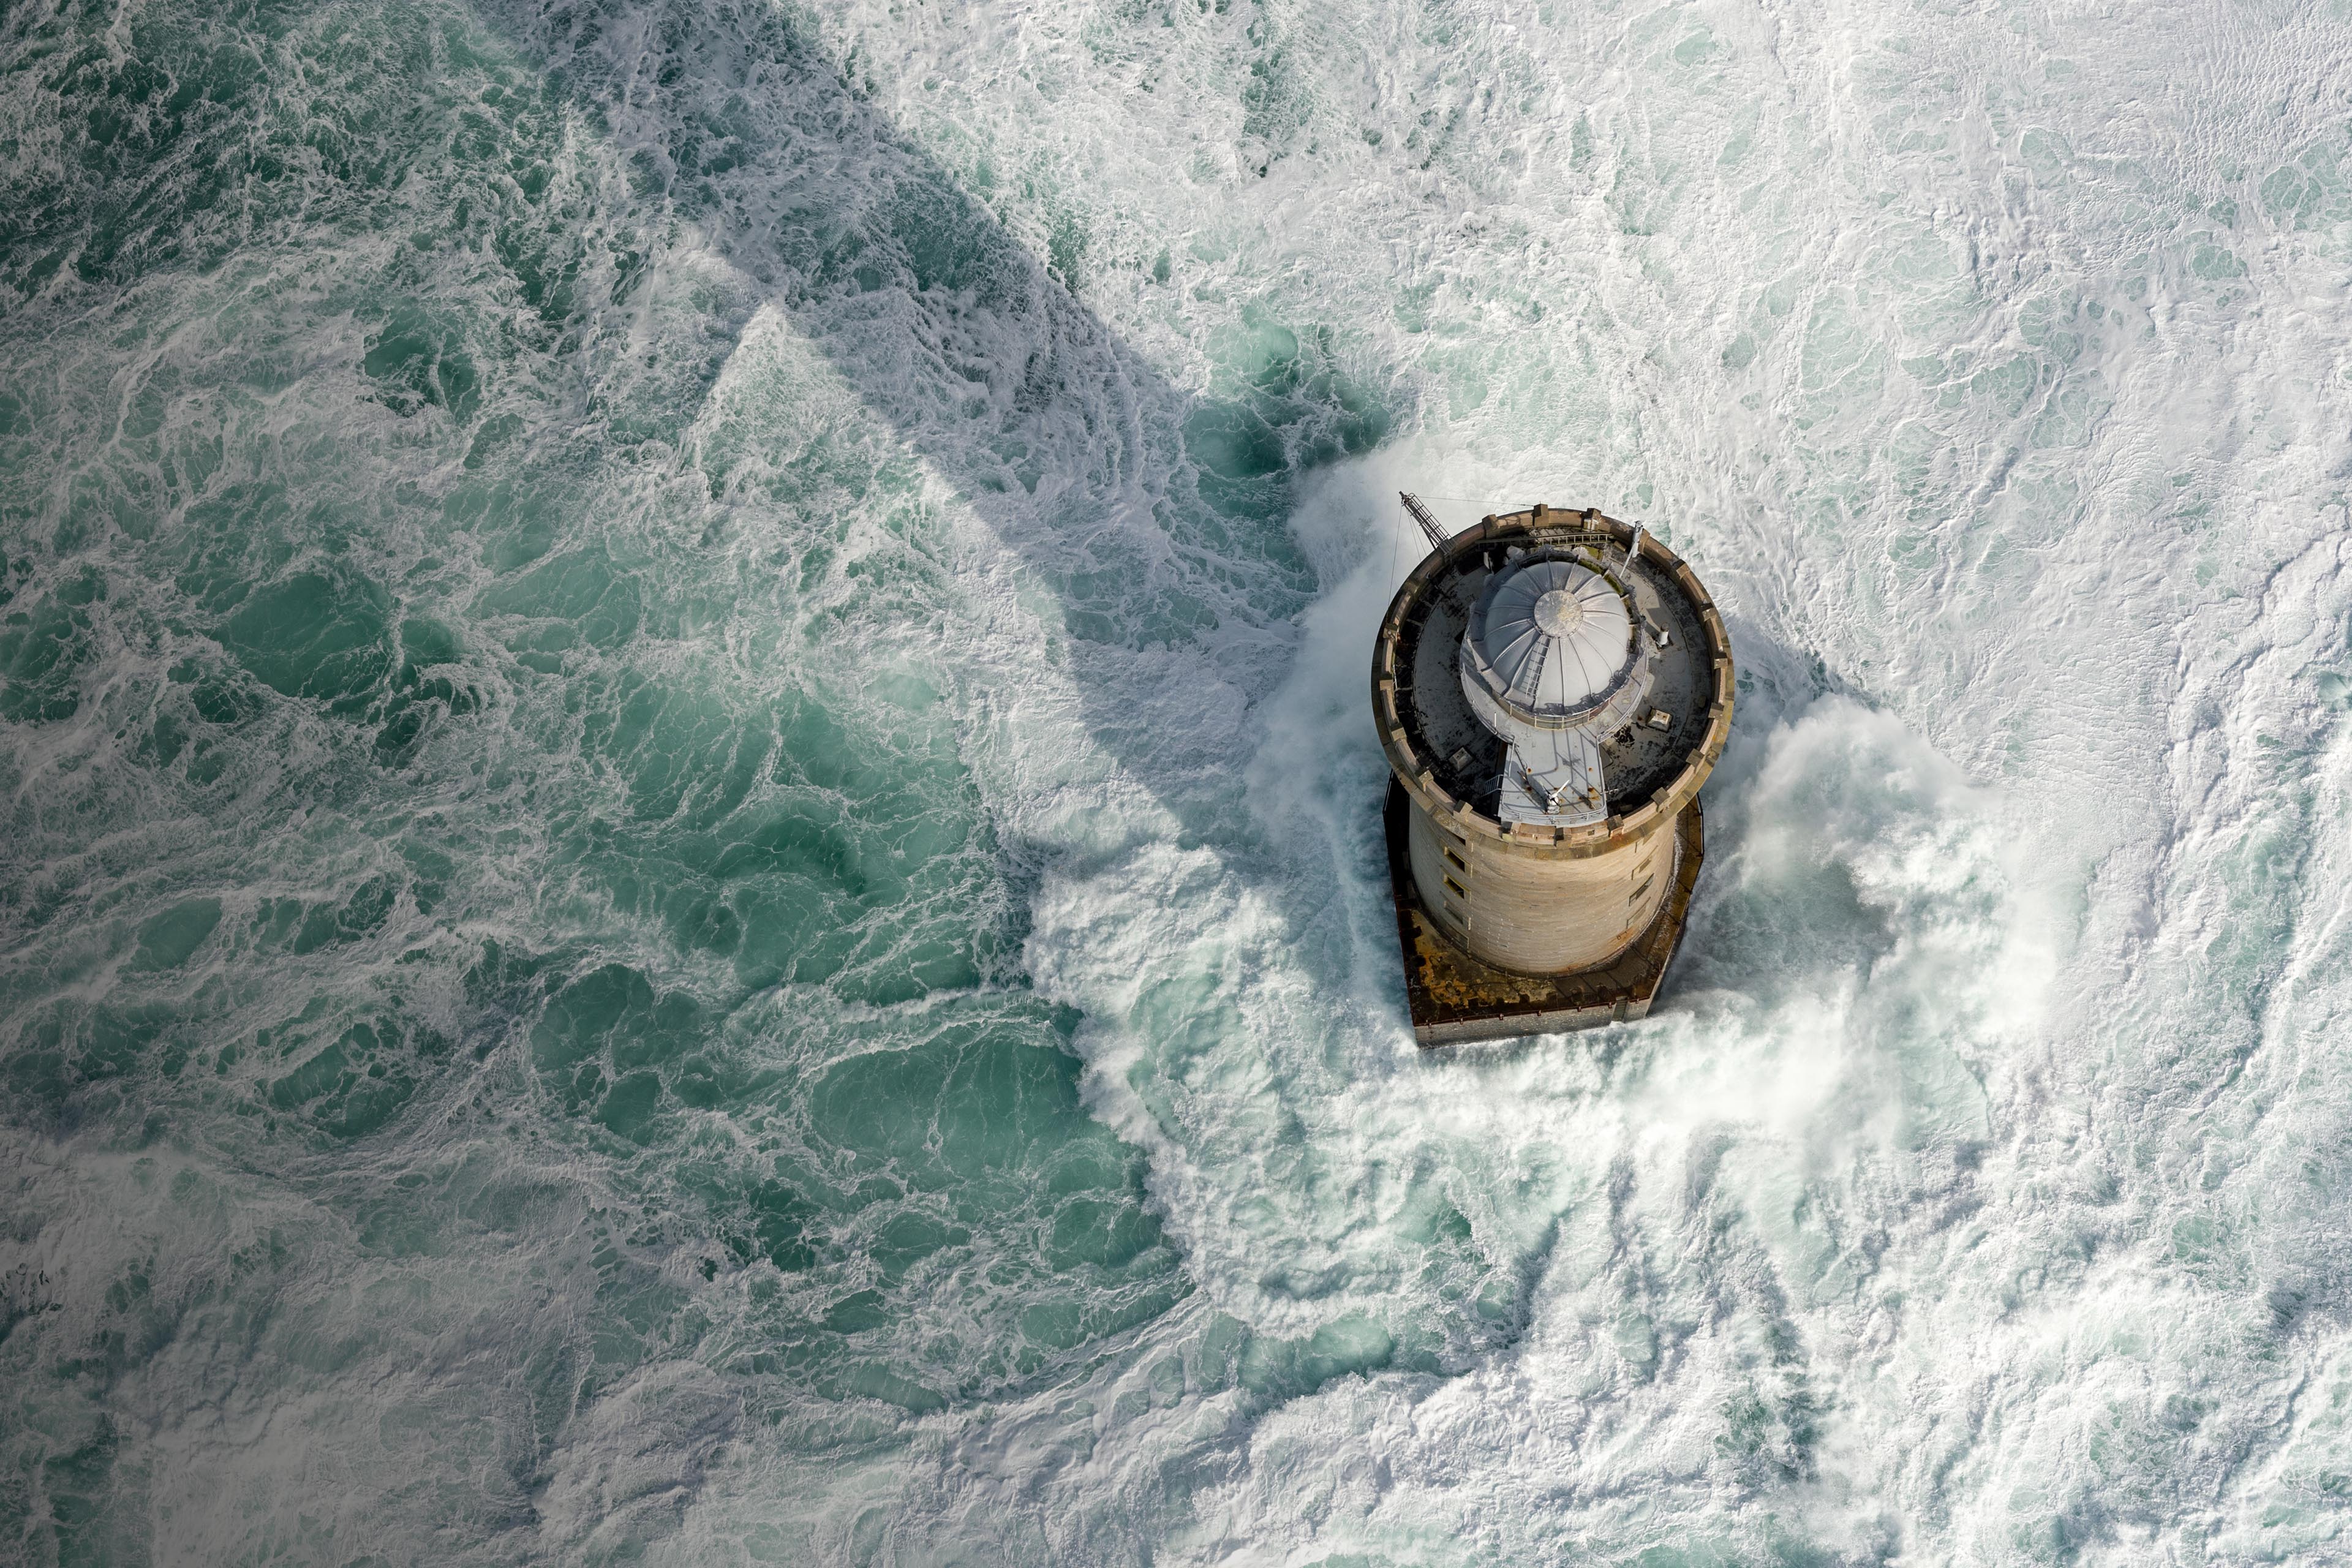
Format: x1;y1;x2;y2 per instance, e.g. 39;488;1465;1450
7;0;2352;1560
732;0;2352;1559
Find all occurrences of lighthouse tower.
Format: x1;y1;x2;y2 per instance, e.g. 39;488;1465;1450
1371;501;1734;1044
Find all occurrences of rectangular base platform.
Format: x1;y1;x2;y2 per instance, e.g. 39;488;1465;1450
1384;779;1705;1047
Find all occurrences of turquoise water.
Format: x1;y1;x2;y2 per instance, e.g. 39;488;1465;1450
7;0;2352;1561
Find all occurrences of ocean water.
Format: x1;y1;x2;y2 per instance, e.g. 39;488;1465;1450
4;0;2352;1559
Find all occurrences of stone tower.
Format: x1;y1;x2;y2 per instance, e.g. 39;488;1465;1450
1371;502;1734;1044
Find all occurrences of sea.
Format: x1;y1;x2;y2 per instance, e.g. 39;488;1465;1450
4;0;2352;1561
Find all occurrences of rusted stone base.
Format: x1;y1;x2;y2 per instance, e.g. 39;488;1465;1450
1384;779;1705;1047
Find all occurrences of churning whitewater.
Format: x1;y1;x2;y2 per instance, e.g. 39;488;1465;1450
5;0;2352;1561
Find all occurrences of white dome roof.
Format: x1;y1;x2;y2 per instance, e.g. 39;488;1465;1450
1465;557;1633;718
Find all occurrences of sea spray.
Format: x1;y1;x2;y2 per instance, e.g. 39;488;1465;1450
6;0;2352;1561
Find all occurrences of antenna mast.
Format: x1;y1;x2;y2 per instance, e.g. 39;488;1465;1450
1400;492;1450;555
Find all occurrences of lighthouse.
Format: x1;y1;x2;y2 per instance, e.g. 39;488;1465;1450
1371;500;1734;1044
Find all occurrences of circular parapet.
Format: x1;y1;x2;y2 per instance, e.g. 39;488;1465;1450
1370;505;1735;862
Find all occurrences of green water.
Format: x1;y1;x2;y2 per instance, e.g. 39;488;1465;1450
9;0;2352;1561
0;0;1405;1555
